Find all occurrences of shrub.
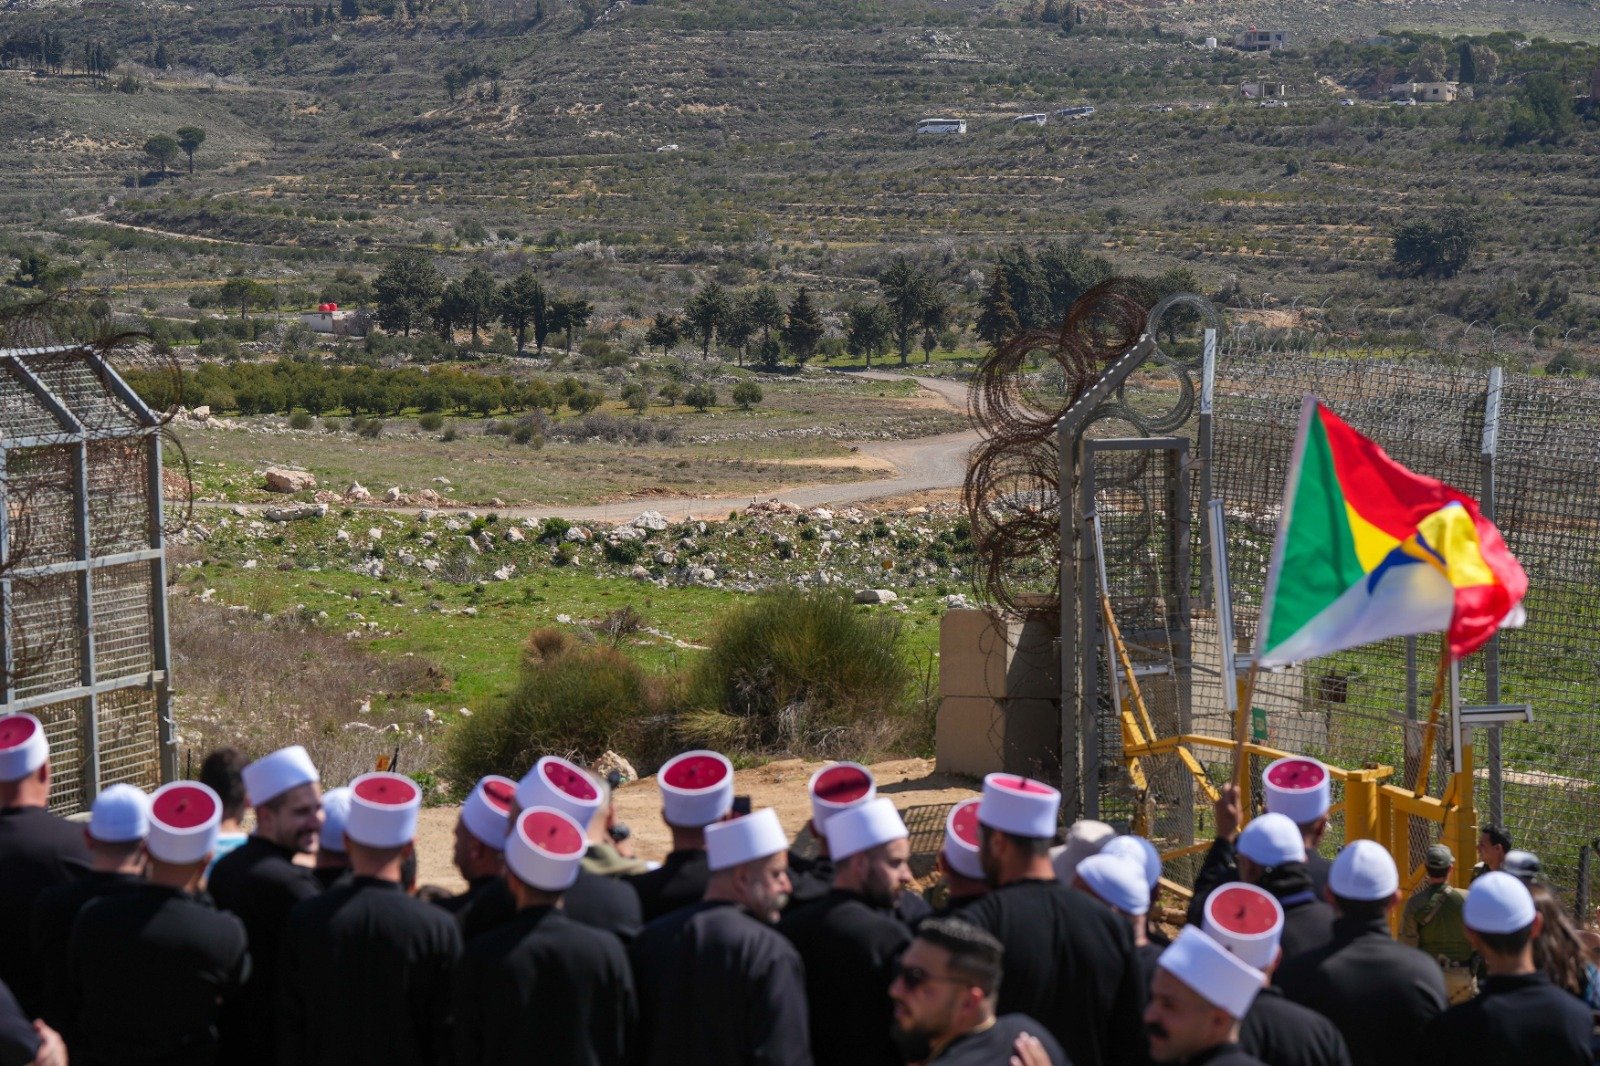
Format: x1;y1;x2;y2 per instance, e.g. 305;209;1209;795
731;382;763;410
446;644;662;781
418;412;444;431
682;589;917;758
441;427;459;442
288;411;314;430
358;419;384;439
538;517;572;542
604;539;644;565
684;383;717;411
323;417;342;433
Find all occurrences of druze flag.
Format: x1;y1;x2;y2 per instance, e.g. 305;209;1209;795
1256;398;1527;668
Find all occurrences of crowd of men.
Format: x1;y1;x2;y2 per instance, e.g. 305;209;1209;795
1;707;1597;1065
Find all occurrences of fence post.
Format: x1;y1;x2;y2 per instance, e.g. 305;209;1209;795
1578;845;1591;925
1345;769;1380;843
1480;367;1504;828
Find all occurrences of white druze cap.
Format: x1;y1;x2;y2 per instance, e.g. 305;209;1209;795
1203;882;1285;971
461;775;517;850
505;806;586;892
241;745;319;807
89;783;150;843
942;799;985;881
1262;756;1331;825
1074;853;1151;916
1328;839;1399;901
1102;834;1162;891
658;750;735;829
706;807;787;872
979;774;1060;841
517;756;604;827
827;798;907;861
0;713;49;783
1157;926;1266;1020
147;781;222;864
320;786;353;853
1237;813;1307;868
809;762;876;835
345;772;421;849
1465;871;1537;934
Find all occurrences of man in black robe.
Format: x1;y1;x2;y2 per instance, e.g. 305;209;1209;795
454;805;635;1065
435;775;513;922
0;978;66;1066
631;807;810;1066
1072;852;1165;994
889;918;1066;1065
960;774;1145;1066
277;772;462;1066
924;798;989;921
780;797;913;1066
1144;928;1268;1066
0;713;90;1019
32;783;150;1031
65;780;250;1066
1421;871;1592;1064
208;745;324;1066
1275;841;1445;1066
1195;813;1336;960
625;750;735;923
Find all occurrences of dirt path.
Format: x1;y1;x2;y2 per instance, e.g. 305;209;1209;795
67;212;252;246
414;756;978;894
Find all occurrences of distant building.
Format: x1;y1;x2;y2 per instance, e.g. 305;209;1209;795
1235;28;1288;51
1240;80;1287;99
1389;81;1459;103
917;118;966;135
1013;113;1047;126
299;303;361;336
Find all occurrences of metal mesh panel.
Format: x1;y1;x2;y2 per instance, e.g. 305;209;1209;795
37;698;86;814
92;563;155;681
0;362;69;440
86;439;152;557
5;444;78;568
96;686;161;791
9;574;81;699
23;351;140;435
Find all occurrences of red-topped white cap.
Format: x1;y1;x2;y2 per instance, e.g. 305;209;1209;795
516;756;603;827
1203;883;1284;970
827;797;907;861
706;807;787;871
979;774;1060;840
0;713;48;783
241;745;319;807
1159;927;1266;1019
943;799;985;881
461;775;516;850
505;806;586;892
147;781;222;864
809;762;875;835
658;750;734;828
1262;756;1331;826
345;772;421;849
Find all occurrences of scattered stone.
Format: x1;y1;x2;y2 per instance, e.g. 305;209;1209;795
655;550;676;566
433;477;452;485
384;487;402;502
854;588;899;604
565;527;590;543
677;537;696;551
505;527;525;543
810;508;833;523
943;593;974;610
263;503;328;523
346;481;371;501
609;526;643;543
367;527;383;540
556;614;572;624
691;567;717;584
632;510;669;531
905;506;929;516
490;498;506;507
263;467;317;493
592;751;638;785
191;405;211;420
418;509;436;522
630;565;651;581
462;606;478;617
335;529;351;542
491;564;517;581
421;559;440;572
457;707;473;718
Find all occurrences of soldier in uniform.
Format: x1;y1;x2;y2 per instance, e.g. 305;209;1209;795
1400;844;1477;1004
435;775;514;920
624;750;734;923
278;771;463;1065
0;713;89;1019
65;781;251;1064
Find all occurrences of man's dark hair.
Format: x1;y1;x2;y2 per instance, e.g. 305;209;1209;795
200;747;249;817
1475;923;1533;956
1480;824;1512;851
916;918;1004;996
1331;895;1390;923
979;823;1053;857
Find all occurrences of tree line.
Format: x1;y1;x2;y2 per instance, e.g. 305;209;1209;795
374;251;593;355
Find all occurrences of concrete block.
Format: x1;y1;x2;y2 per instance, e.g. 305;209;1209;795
937;696;1062;780
939;610;1059;700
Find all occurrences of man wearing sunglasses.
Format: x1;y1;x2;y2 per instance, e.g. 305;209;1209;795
889;918;1065;1065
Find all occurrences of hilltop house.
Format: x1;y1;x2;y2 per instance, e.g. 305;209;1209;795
1235;28;1288;52
299;303;362;336
1389;81;1459;103
1240;80;1287;99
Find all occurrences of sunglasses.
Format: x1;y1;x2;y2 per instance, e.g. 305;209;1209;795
892;962;969;992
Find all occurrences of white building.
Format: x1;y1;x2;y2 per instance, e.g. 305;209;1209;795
917;118;967;135
1389;81;1459;103
299;303;361;336
1235;28;1288;51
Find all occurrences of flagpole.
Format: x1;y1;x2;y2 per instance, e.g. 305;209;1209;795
1412;642;1452;798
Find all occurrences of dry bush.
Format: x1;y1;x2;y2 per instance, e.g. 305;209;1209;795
169;597;448;790
521;626;575;667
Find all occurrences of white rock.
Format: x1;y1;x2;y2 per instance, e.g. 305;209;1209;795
243;559;258;569
384;487;402;502
630;565;651;580
854;589;898;604
421;558;440;572
565;527;590;543
655;550;676;566
367;527;383;540
457;707;472;717
191;405;211;420
505;527;525;543
433;476;452;485
418;509;436;522
346;481;371;501
632;510;669;531
556;614;572;624
335;529;351;542
944;593;974;609
609;526;643;543
592;750;638;785
263;467;316;493
810;508;833;522
358;699;371;715
492;564;517;581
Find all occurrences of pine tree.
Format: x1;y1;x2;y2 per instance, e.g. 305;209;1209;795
340;0;360;20
781;287;825;365
975;268;1021;346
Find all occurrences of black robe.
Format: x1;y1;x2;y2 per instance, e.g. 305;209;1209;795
277;876;462;1066
625;849;711;924
1185;1044;1267;1066
460;869;643;944
1274;915;1446;1066
631;899;811;1066
787;851;933;927
207;835;322;1066
31;869;144;1030
1185;841;1334;960
930;1014;1070;1064
0;978;40;1066
1239;986;1353;1066
0;805;89;1017
65;883;250;1066
779;889;908;1066
959;878;1146;1066
453;904;635;1066
1135;941;1164;997
1419;971;1593;1065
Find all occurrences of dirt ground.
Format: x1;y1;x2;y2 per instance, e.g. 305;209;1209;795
415;757;980;894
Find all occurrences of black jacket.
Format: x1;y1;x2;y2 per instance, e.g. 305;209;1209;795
779;889;909;1066
1239;985;1352;1066
625;849;711;924
30;869;145;1030
1419;971;1593;1065
1274;916;1445;1066
461;868;643;944
0;805;89;1017
930;1014;1070;1064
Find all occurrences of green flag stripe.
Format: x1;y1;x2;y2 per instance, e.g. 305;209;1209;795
1263;413;1364;655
